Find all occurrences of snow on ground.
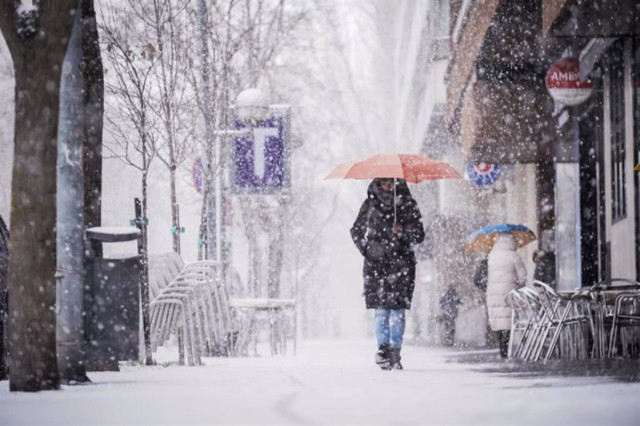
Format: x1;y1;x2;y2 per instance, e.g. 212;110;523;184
0;339;638;426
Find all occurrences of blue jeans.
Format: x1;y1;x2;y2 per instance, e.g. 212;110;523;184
374;309;405;348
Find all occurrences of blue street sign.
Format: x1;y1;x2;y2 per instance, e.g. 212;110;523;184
467;162;501;186
231;106;291;195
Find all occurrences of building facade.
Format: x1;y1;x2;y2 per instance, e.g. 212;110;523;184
445;0;640;291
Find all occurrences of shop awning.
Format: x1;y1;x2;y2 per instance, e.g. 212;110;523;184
544;0;640;37
445;0;500;126
542;0;570;34
460;79;554;164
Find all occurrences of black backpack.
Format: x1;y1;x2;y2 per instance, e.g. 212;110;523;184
473;258;488;292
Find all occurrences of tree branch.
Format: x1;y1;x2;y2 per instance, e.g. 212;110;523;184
0;0;22;57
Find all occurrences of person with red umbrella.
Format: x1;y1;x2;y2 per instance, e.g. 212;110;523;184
327;153;459;369
350;178;425;370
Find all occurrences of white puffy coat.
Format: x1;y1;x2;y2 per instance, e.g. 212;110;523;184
487;233;527;331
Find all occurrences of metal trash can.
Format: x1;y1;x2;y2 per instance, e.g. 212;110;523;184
85;227;141;369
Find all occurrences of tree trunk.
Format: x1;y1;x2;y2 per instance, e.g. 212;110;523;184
56;3;89;384
151;0;180;254
0;0;78;392
197;0;217;262
81;0;103;231
170;167;179;253
80;0;104;367
267;198;286;299
140;172;153;365
8;51;65;393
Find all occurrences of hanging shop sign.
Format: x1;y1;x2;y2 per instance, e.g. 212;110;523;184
546;57;593;106
467;162;501;186
231;105;291;195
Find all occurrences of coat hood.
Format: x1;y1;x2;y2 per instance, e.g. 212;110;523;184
367;178;413;211
492;233;517;251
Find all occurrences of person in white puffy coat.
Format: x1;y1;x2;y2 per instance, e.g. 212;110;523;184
487;233;527;357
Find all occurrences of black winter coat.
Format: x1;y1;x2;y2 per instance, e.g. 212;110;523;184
350;179;425;310
533;251;556;288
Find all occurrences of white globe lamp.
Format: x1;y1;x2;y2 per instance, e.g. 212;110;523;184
235;88;269;122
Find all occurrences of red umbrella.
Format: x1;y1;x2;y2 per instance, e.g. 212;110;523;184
325;153;461;183
325;153;461;220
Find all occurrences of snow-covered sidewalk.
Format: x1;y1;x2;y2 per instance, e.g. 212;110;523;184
0;339;638;425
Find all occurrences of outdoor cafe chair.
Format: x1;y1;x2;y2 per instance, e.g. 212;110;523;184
515;287;547;361
608;293;640;357
593;279;640;358
149;256;235;363
588;278;640;359
169;262;236;355
150;296;201;365
532;280;591;363
150;281;211;365
168;273;218;353
506;289;533;358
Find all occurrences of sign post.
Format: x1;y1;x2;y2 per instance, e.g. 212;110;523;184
231;99;291;300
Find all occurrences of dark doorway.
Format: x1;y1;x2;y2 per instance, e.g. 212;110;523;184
578;85;607;286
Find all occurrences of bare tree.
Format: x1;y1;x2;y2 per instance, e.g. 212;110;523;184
100;3;160;365
0;0;77;392
192;0;307;298
129;0;197;254
263;1;386;337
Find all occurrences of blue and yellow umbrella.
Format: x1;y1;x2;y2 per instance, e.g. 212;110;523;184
463;223;537;252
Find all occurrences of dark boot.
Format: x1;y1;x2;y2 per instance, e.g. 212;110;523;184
498;331;510;358
389;347;403;370
375;344;391;370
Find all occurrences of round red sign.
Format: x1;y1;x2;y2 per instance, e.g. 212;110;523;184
546;57;593;106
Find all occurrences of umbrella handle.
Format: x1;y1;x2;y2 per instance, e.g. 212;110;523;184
394;178;397;223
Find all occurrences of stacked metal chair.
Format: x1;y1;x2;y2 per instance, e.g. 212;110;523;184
506;289;529;358
590;278;640;358
507;288;535;359
531;280;592;362
148;254;235;365
608;292;640;357
507;287;545;360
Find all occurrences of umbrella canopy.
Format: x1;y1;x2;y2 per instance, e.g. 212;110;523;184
463;223;537;252
325;153;461;183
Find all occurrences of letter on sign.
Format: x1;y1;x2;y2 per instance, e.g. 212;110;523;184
232;106;291;195
252;127;279;180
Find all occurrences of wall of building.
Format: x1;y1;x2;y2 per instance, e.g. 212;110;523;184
506;164;539;283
